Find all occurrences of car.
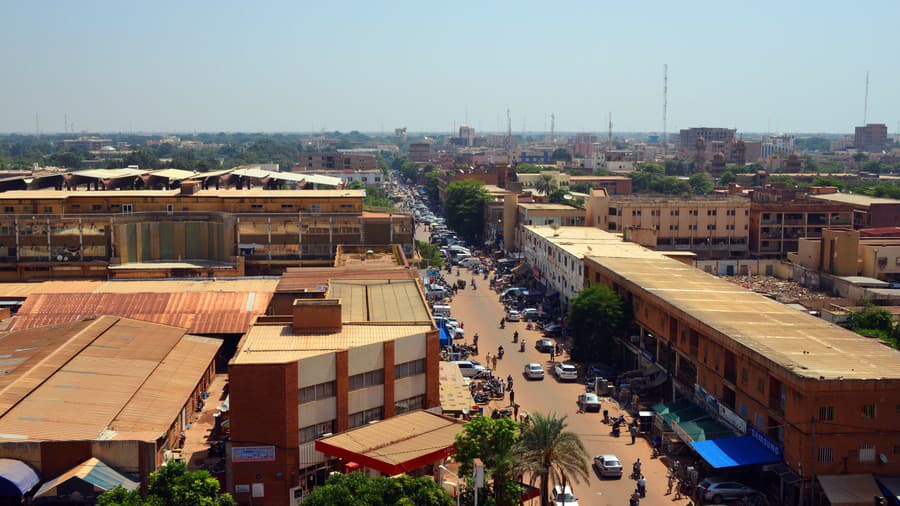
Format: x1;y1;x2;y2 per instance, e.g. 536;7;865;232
551;485;578;506
451;360;487;378
506;310;522;322
542;322;564;337
592;454;623;478
577;392;601;412
535;338;555;353
554;363;578;381
697;479;760;504
523;363;545;380
521;308;540;321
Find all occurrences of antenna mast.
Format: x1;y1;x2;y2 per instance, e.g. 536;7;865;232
550;113;555;143
663;64;668;156
506;108;512;164
863;70;869;124
608;112;613;149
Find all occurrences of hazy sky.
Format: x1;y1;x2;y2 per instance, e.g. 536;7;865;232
2;1;898;135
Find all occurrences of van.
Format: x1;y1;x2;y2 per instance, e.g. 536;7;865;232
432;304;451;317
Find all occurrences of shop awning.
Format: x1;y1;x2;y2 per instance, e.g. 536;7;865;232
875;476;900;505
678;416;735;442
33;458;138;499
818;474;883;506
690;436;781;468
0;459;39;497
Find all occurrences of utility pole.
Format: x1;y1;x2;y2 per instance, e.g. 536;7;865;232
506;108;512;164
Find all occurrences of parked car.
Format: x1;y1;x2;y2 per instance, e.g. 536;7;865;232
592;454;623;478
554;363;578;381
523;363;545;380
551;485;578;506
577;392;601;412
697;479;760;504
535;338;555;353
506;310;522;322
542;323;565;337
521;308;540;321
451;360;487;378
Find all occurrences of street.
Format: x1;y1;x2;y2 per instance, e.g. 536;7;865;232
422;228;695;505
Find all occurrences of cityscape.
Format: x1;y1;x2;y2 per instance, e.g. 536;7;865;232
1;2;899;506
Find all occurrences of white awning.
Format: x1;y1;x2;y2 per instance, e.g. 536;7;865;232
817;474;882;506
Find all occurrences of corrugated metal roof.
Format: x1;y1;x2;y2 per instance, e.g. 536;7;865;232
276;267;418;293
9;290;272;334
0;279;278;298
34;457;139;498
148;168;199;181
0;317;219;442
326;280;430;323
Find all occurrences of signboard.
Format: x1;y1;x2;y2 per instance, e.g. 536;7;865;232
749;425;783;459
232;446;276;463
717;404;747;434
693;384;719;417
235;485;250;494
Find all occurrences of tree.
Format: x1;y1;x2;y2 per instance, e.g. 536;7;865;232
688;173;713;195
416;240;444;268
550;148;571;162
719;170;737;185
846;304;894;340
302;472;454;506
99;461;234;506
568;285;627;363
534;174;557;197
513;412;589;506
444;179;489;244
454;415;522;506
123;150;162;169
424;171;441;203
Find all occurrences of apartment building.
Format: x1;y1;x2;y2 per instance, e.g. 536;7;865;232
581;245;900;504
749;188;854;258
300;152;377;171
568;175;633;195
791;228;900;281
585;189;751;259
292;168;384;187
810;192;900;229
0;184;413;280
854;123;889;152
408;142;432;163
227;279;440;506
679;127;736;150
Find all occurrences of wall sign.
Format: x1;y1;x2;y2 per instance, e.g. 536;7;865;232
232;446;276;462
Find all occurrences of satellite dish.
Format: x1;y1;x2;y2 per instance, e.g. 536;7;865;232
563;194;573;200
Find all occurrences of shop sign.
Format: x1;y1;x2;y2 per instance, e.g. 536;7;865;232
717;404;747;434
232;446;276;462
749;425;783;459
693;384;719;417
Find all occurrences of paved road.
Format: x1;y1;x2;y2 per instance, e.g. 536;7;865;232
421;228;697;505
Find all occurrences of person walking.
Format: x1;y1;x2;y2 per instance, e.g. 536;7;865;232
492;354;498;370
667;474;675;495
485;352;492;369
629;423;638;444
509;389;515;406
512;402;519;420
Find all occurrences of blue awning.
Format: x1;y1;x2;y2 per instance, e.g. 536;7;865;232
438;324;451;346
0;459;40;496
690;435;781;469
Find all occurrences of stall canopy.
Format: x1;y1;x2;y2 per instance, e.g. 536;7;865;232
0;459;39;497
33;458;138;499
818;474;883;506
689;436;781;468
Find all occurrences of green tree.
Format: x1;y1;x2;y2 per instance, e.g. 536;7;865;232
302;472;454;506
550;148;572;162
513;413;589;506
568;285;627;362
99;461;234;506
688;173;713;195
548;189;569;204
569;182;592;194
515;163;545;174
416;240;444;268
346;180;365;189
719;170;737;185
444;179;489;244
454;415;523;506
50;150;84;169
534;174;557;197
123;150;162;170
424;171;441;203
846;304;894;340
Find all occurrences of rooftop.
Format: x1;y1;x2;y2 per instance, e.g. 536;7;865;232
0;278;279;298
517;203;582;211
0;316;219;442
277;266;417;293
327;279;431;323
524;225;663;260
585;253;900;381
810;192;900;207
569;175;632;181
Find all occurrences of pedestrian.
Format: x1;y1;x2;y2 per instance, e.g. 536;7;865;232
485;352;492;369
549;349;555;363
513;402;519;420
473;333;479;347
629;424;637;444
509;389;515;405
667;474;675;495
492;354;498;370
674;479;683;500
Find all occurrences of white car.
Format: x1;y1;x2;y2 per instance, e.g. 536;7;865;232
554;363;578;381
523;363;544;380
506;310;522;322
451;360;486;378
551;485;578;506
592;454;623;478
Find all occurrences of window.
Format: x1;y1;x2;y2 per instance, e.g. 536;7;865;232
395;395;425;414
349;369;384;391
707;210;717;216
754;412;765;430
738;402;748;418
299;381;336;404
860;444;876;463
741;368;748;385
818;447;834;463
395;359;426;379
818;406;835;421
310;203;321;213
251;204;263;209
122;203;134;215
349;406;383;428
3;207;12;213
756;378;765;393
43;206;53;214
281;204;294;209
92;204;103;211
299;420;336;443
862;404;876;419
608;208;617;216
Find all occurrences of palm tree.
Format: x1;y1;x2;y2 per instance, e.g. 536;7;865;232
534;174;556;199
514;412;589;506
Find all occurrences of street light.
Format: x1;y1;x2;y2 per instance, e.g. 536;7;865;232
438;465;461;506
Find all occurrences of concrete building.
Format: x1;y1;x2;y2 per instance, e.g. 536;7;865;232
679;128;736;151
854;124;889;152
749;187;854;258
408;142;432;163
292;168;384;187
585;190;751;259
809;192;900;229
568;175;633;195
791;228;900;281
581;244;900;504
515;170;569;191
227;279;440;505
572;133;598;158
300;152;377;171
0;316;219;496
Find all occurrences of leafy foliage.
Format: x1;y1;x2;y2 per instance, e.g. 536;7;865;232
515;163;547;174
568;285;627;362
631;163;691;195
454;415;523;506
98;461;234;506
302;472;454;506
424;171;441;203
688;172;713;195
444;179;489;243
416;240;444;268
513;412;589;506
533;174;557;197
550;148;572;162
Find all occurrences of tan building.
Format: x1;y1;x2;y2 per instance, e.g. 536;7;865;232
854;123;888;152
300;152;377;171
568;175;633;195
791;228;900;280
585;189;751;259
810;192;900;229
408;143;432;163
749;188;855;258
227;278;440;506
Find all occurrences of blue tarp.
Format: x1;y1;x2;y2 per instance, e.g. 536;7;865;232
690;435;781;469
0;459;39;496
438;323;451;346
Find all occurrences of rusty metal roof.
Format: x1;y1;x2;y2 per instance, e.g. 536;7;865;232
9;290;273;335
0;278;278;298
0;316;220;442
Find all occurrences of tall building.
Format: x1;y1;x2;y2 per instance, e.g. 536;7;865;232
679;127;736;151
408;142;432;163
458;126;476;147
854;123;888;152
749;187;855;257
300;152;377;171
572;133;598;158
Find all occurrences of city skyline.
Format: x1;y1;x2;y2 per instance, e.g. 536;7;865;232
2;1;898;134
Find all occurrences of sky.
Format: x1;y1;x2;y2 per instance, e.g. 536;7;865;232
2;1;898;135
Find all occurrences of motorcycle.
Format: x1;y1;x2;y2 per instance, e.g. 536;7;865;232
497;347;504;359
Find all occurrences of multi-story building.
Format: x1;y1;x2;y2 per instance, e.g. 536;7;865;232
679;127;736;151
581;243;900;504
572;133;598;158
458;126;476;147
292;168;384;187
585;190;751;259
791;228;900;281
408;142;432;163
227;278;440;506
300;152;377;171
809;192;900;229
854;123;888;152
760;135;795;158
568;175;632;195
749;187;854;258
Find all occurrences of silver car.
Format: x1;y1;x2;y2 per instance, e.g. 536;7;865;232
523;363;545;380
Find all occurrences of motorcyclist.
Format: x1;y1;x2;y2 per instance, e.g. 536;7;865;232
637;475;647;497
498;345;504;358
633;459;642;478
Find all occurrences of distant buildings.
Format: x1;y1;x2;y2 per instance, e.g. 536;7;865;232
300;152;377;171
679;127;736;151
854;123;888;152
572;133;597;158
408;142;432;163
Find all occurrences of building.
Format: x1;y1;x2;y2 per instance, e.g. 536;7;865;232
581;244;900;503
515;170;569;191
760;135;796;158
227;278;440;505
457;126;476;147
679;128;736;151
790;228;900;281
585;190;751;259
300;152;377;171
568;175;632;195
0;184;413;280
436;163;510;204
809;192;900;229
854;124;888;152
749;187;854;258
408;142;432;163
0;316;220;496
572;133;598;158
292;168;384;187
